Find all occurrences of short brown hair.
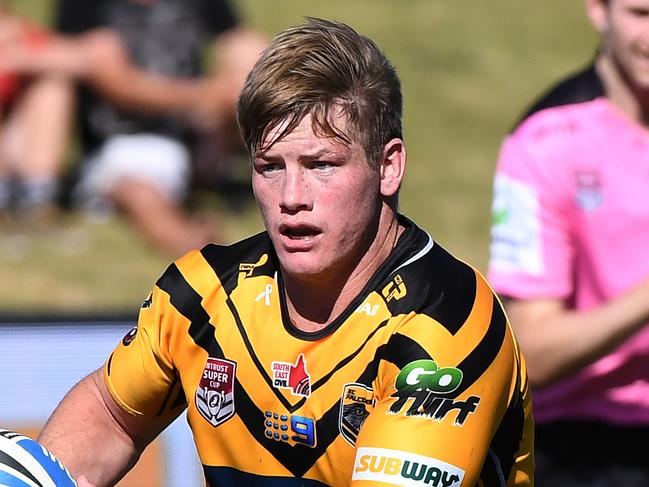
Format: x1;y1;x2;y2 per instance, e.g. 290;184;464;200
237;17;403;167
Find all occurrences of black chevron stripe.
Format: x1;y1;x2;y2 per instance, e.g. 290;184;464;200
453;299;508;396
379;334;431;369
155;374;187;416
200;234;275;295
203;465;330;485
171;384;189;410
487;392;525;483
157;264;216;352
309;319;390;392
478;449;507;486
376;297;507;398
156;374;179;417
484;345;525;483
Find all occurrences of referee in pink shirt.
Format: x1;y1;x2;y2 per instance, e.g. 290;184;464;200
488;0;649;484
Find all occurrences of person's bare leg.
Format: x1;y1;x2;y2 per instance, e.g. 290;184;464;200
109;178;218;257
18;76;74;177
2;75;74;217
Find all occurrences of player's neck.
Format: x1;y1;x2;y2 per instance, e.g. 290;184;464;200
597;54;649;129
282;213;403;333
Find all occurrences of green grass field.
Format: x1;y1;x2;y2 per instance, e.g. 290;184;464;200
0;0;597;316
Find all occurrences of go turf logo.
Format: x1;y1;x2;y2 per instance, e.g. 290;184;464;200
389;359;480;425
352;447;464;486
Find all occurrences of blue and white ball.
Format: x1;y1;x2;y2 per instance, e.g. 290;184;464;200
0;429;77;486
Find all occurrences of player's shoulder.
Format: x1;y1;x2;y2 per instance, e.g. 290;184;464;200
386;221;487;335
158;231;275;298
513;61;604;125
509;62;607;146
511;98;606;147
197;231;272;267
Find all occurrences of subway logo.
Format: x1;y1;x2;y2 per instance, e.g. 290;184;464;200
352;447;464;486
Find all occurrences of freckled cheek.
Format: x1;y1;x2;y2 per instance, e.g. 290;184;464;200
253;185;281;228
253;179;280;206
320;186;374;228
321;176;367;202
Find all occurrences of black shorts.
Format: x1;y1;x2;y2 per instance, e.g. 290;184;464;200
535;420;649;486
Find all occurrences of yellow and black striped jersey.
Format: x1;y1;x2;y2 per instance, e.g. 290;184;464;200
104;216;534;486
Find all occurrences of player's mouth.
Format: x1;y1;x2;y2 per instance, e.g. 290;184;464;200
279;224;322;249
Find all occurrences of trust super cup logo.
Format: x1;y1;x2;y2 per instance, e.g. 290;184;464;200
196;357;236;427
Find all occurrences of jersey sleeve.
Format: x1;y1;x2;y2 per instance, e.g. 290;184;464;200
487;122;575;300
350;272;531;486
102;262;193;420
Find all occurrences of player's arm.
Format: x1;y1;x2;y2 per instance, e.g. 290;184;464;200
504;279;649;388
80;27;265;122
350;279;528;485
37;367;172;487
78;28;216;116
37;369;135;486
192;27;268;127
350;349;517;486
0;26;260;118
37;279;186;487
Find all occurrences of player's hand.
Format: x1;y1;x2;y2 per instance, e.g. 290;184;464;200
76;474;97;487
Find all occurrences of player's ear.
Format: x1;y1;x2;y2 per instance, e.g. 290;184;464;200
585;0;609;34
378;138;406;198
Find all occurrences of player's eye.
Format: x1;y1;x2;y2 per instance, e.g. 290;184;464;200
629;7;649;17
312;160;335;171
255;161;282;174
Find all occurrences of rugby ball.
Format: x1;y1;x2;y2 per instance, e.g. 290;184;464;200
0;429;77;487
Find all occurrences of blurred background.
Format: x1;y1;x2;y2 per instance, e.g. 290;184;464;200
0;0;596;318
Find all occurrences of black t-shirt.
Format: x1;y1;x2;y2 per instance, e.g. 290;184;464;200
511;60;605;132
56;0;239;153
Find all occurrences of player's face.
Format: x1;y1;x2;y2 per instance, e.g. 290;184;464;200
252;113;383;283
598;0;649;90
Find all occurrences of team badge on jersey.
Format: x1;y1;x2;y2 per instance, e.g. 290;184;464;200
574;170;603;212
339;383;375;445
271;354;311;397
196;357;236;427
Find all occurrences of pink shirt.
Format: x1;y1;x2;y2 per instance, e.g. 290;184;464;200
488;97;649;424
